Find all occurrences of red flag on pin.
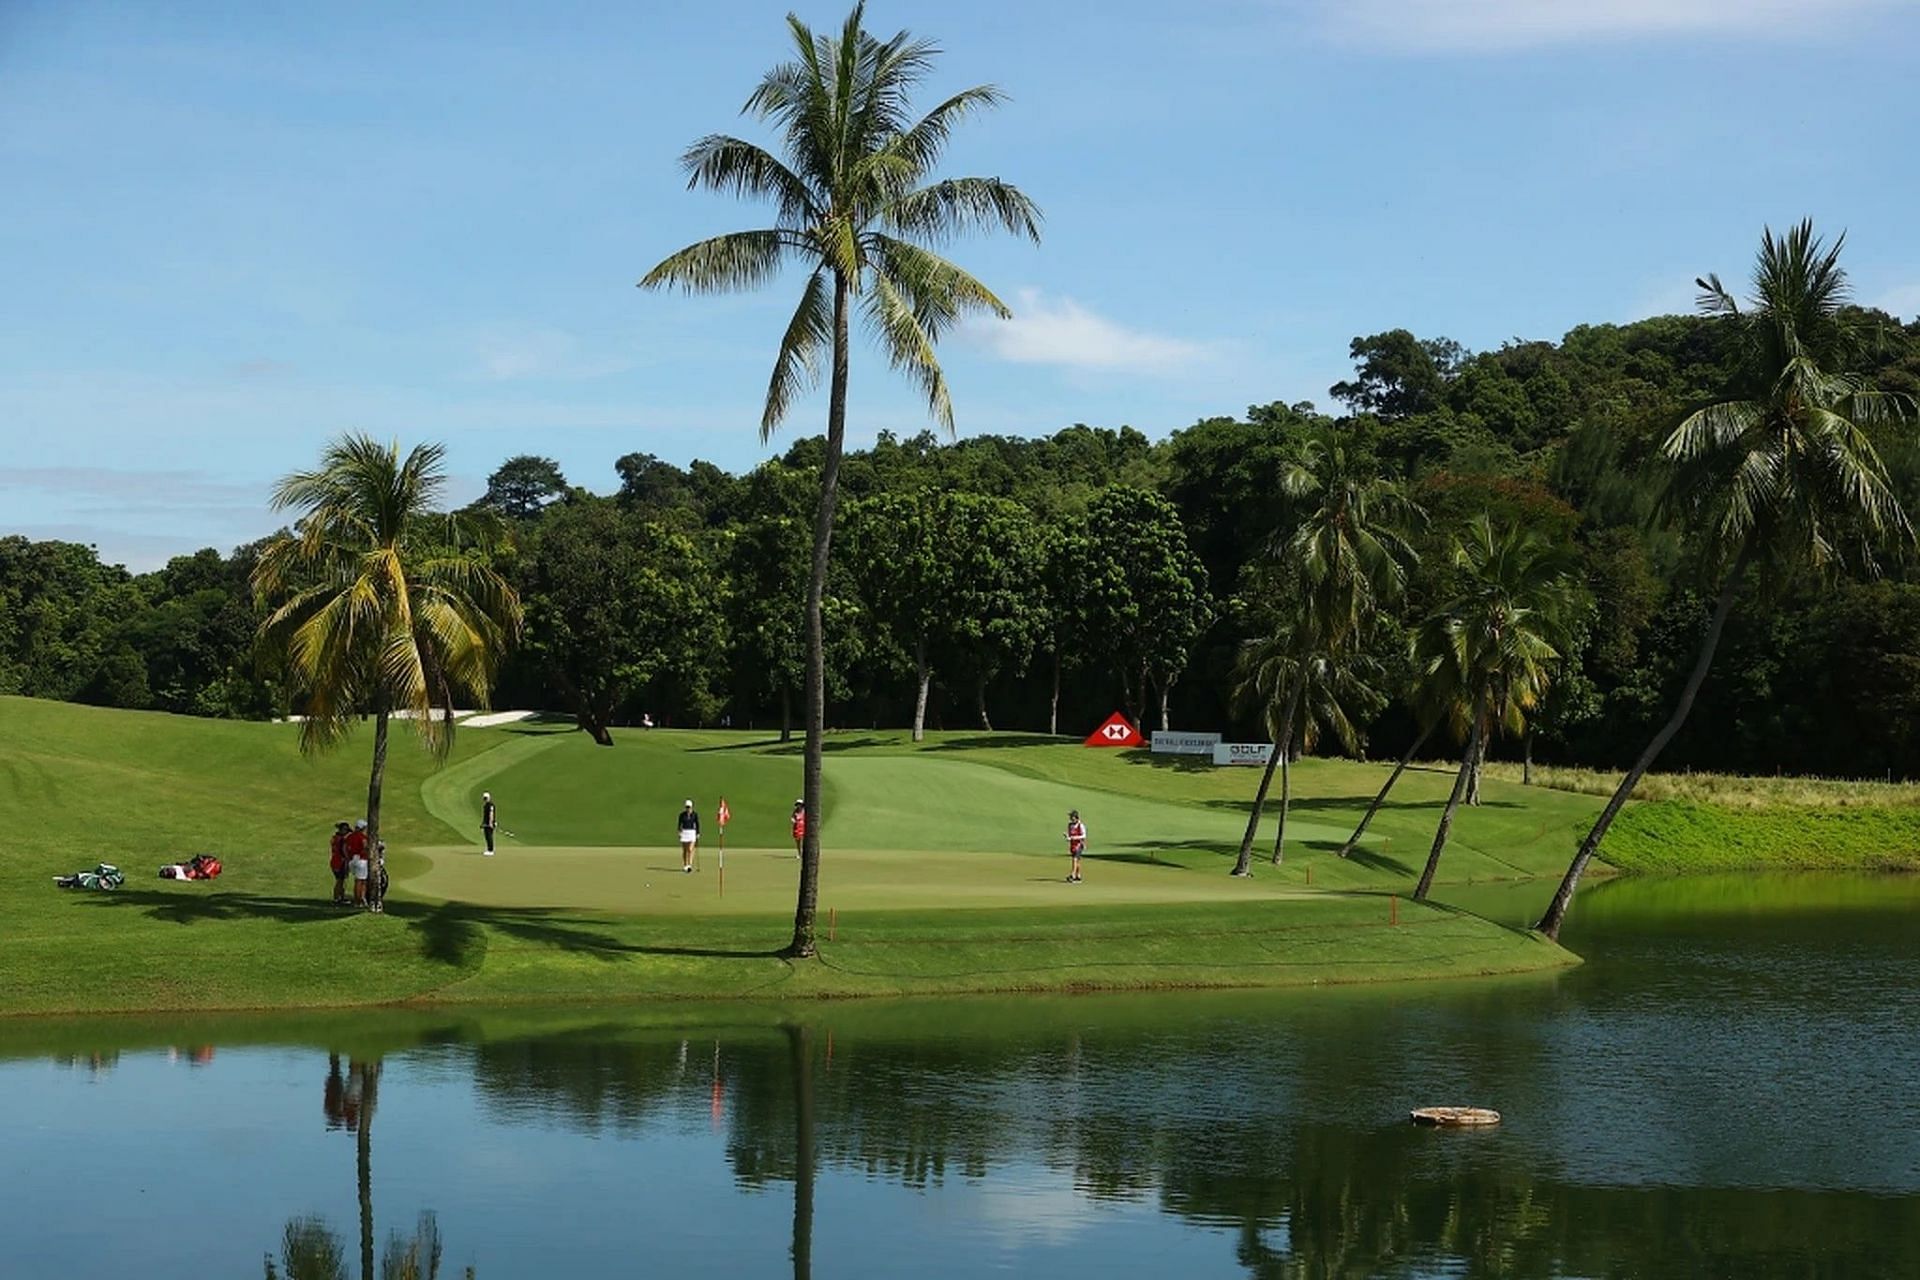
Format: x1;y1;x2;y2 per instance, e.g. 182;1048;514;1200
717;798;731;827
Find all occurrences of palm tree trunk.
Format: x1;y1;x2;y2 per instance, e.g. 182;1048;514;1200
1270;683;1304;866
1048;650;1060;736
355;1061;377;1280
1537;548;1751;939
1466;721;1486;806
1414;709;1483;901
1523;729;1534;785
1231;746;1280;877
1337;723;1434;858
975;674;992;731
1159;678;1172;732
365;709;389;909
911;639;930;742
789;1024;814;1280
1232;677;1297;876
788;272;850;959
1271;740;1291;866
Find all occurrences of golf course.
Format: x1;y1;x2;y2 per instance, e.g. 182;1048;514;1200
0;694;1634;1017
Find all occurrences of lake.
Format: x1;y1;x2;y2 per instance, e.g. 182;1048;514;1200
2;872;1915;1278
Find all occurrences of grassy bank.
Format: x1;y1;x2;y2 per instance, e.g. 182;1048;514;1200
1604;801;1920;872
1477;761;1920;872
0;696;1598;1015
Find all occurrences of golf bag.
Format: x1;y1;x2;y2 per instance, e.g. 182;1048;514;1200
160;854;223;881
54;863;125;891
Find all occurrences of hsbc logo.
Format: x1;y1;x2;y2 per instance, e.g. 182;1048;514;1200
1083;712;1143;748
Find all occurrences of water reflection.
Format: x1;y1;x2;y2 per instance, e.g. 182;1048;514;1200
1;873;1915;1279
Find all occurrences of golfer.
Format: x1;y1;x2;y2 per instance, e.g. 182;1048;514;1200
678;799;701;872
1064;810;1087;883
790;799;806;859
348;820;371;907
329;821;351;905
481;791;497;855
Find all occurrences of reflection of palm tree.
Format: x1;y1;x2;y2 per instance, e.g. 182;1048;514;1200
788;1025;815;1280
265;1211;449;1280
347;1059;382;1280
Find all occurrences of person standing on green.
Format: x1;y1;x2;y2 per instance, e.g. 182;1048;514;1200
482;791;497;856
678;799;701;873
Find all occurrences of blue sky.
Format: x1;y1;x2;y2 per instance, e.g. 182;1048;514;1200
4;0;1917;569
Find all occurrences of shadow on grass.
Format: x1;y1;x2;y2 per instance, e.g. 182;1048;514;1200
1111;748;1218;773
76;891;786;965
689;735;892;755
1339;847;1420;877
1196;795;1522;816
925;734;1065;752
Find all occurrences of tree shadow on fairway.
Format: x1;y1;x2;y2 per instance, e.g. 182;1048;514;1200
76;890;786;965
690;735;892;755
925;734;1065;751
1085;849;1196;868
1338;847;1419;877
1112;749;1216;772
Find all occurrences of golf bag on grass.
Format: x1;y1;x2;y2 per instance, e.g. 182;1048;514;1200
160;854;223;881
54;863;125;891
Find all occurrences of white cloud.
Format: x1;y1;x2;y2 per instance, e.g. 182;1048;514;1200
969;289;1211;374
1875;283;1920;321
1317;0;1902;52
0;465;261;510
473;328;634;382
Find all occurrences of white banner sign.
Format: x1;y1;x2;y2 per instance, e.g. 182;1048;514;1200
1151;731;1222;755
1213;742;1276;767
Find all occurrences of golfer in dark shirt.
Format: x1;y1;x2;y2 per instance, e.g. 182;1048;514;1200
482;791;497;855
678;800;700;873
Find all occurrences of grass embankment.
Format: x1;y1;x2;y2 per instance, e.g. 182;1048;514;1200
0;697;1597;1018
1480;762;1920;872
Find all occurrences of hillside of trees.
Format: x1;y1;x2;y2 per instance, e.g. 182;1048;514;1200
8;307;1920;778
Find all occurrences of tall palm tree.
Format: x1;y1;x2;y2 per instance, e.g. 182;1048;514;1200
642;4;1040;956
1235;630;1384;867
1538;221;1917;938
1412;517;1577;901
1231;436;1419;875
254;436;521;909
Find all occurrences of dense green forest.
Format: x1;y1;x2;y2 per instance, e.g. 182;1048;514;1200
7;307;1920;778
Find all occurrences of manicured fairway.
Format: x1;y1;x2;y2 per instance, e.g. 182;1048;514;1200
0;696;1599;1017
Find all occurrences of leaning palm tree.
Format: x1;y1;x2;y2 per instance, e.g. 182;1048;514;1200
1412;516;1577;901
254;436;521;910
1538;222;1917;938
642;4;1039;956
1235;630;1384;867
1334;674;1445;860
1231;437;1420;875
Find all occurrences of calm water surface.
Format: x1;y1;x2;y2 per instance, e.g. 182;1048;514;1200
2;872;1916;1278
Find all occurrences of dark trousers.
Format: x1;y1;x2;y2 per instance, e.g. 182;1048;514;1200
484;826;495;852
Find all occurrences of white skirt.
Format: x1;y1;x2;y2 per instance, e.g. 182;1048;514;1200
677;828;699;843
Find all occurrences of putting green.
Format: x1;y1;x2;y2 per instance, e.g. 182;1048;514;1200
406;842;1318;915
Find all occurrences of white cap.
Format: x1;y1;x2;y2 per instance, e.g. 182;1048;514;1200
684;798;694;807
795;798;804;806
482;791;491;800
354;819;367;830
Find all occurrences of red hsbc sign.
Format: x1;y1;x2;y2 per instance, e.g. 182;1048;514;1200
1083;712;1143;748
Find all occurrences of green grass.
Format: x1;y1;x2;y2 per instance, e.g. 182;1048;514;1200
1605;800;1920;872
1481;760;1920;809
0;697;1614;1017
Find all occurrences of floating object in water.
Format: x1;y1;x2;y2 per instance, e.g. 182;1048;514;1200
1410;1106;1501;1127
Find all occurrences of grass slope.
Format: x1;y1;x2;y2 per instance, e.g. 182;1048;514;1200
1;699;1597;1017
